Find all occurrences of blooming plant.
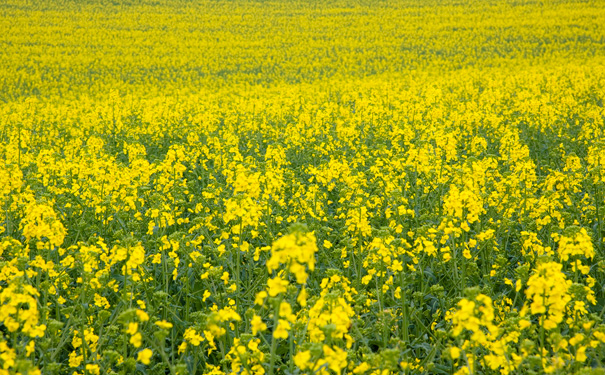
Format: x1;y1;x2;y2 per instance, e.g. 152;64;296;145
1;1;605;374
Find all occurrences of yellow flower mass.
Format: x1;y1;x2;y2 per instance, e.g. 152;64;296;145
1;0;605;374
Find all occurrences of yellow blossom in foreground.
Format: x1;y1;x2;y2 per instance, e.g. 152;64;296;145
525;261;572;330
267;230;318;284
323;345;348;373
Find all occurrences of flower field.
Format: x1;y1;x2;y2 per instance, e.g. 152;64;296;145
2;0;605;374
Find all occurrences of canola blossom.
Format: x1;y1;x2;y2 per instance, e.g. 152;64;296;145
1;0;605;374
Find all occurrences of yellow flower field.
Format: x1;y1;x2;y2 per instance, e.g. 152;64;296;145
1;0;605;374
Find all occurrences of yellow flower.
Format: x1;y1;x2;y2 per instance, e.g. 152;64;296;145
297;286;308;307
126;322;138;335
26;341;35;356
217;307;241;322
462;249;472;259
183;328;204;346
85;364;100;375
267;230;318;284
519;319;531;330
569;333;584;346
137;348;153;365
450;294;498;345
525;261;571;330
576;346;587;362
450;346;461;359
155;320;173;330
279;301;295;322
273;319;290;339
136;309;149;322
558;228;594;261
353;362;371;374
130;332;142;348
251;315;267;335
323;345;348;373
267;276;289;297
255;291;268;306
294;350;312;370
69;352;83;368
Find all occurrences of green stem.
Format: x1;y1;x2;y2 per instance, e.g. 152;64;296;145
269;298;282;375
236;219;243;326
400;269;409;345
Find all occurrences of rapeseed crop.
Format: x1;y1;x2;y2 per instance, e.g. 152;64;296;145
2;0;605;374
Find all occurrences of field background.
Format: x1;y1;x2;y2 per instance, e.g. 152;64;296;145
2;0;605;374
